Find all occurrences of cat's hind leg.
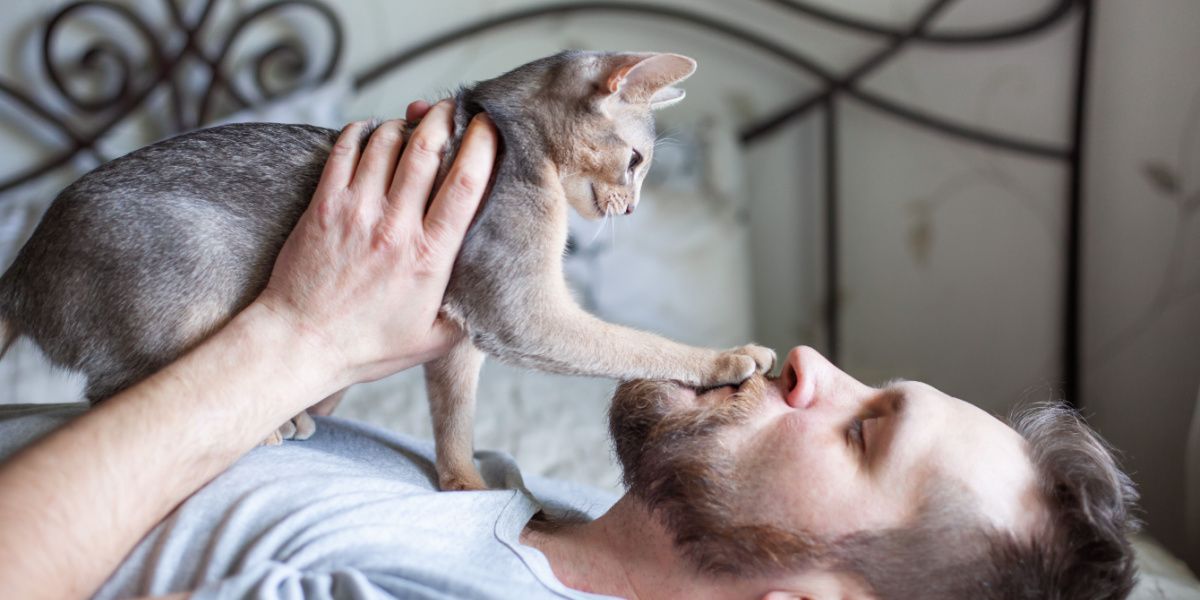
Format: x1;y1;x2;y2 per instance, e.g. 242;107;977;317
260;412;317;446
309;388;348;417
424;337;487;492
261;387;347;445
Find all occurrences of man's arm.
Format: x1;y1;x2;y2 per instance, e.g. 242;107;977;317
0;100;498;599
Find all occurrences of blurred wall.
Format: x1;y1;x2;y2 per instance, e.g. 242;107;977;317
1083;0;1200;570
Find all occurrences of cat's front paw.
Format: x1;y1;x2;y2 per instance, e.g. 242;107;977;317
703;344;776;387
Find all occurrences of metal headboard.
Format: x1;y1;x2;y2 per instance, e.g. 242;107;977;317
0;0;1093;407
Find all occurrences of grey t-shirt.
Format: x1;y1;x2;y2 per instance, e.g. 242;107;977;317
0;404;621;600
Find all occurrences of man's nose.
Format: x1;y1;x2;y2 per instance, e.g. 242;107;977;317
783;345;871;411
783;346;819;409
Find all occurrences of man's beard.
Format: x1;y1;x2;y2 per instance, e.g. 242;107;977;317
608;375;824;577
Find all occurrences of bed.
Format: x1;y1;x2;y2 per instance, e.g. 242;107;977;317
0;0;1196;596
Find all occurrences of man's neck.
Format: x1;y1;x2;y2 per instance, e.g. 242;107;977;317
520;495;700;599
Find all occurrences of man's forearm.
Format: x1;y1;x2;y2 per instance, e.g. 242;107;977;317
0;303;339;599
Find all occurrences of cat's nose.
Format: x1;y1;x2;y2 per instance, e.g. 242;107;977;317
625;204;635;215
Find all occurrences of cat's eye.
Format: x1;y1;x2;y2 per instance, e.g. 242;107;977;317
628;149;643;171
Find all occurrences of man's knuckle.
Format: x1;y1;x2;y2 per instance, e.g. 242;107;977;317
371;229;400;253
346;204;373;230
364;120;399;144
416;223;448;250
315;198;336;224
408;133;443;161
448;172;482;197
330;140;355;157
374;129;403;147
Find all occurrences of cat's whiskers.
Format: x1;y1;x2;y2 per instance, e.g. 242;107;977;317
609;205;617;248
590;206;611;244
655;131;684;149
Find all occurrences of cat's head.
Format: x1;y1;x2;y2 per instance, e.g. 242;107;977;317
554;51;696;220
472;51;697;220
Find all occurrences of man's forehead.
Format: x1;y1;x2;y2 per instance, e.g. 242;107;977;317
913;389;1043;534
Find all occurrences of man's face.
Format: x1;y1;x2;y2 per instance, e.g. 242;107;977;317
609;345;1045;575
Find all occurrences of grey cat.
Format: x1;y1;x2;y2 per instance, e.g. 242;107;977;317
0;50;774;491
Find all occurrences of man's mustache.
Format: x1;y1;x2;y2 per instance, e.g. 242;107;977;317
611;373;772;444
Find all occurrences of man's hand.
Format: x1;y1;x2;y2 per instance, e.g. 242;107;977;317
258;100;498;388
0;101;498;599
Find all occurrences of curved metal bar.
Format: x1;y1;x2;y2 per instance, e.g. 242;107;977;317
41;1;166;113
199;0;342;124
0;0;344;194
0;148;84;193
254;43;307;101
742;0;957;143
352;1;1066;158
0;80;84;145
847;84;1067;158
1063;0;1094;406
355;1;837;90
764;0;1075;45
816;0;955;364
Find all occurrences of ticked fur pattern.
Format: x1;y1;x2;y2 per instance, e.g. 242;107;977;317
0;51;774;490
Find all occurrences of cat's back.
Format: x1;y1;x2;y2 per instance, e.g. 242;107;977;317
60;122;337;217
0;123;340;385
4;122;338;279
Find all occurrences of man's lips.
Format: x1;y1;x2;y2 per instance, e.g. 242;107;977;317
692;375;779;406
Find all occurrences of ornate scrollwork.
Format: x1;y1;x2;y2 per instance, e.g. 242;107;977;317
42;1;166;115
0;0;343;193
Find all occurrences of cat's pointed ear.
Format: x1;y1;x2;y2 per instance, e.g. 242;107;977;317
603;53;697;107
649;87;685;110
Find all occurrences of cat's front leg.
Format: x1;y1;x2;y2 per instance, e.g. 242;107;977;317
475;284;774;386
424;336;488;492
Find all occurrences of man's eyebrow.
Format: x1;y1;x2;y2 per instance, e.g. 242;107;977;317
871;378;909;418
870;381;909;466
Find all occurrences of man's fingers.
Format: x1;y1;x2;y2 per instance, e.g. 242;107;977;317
423;113;497;254
317;121;367;197
406;100;433;123
386;100;455;224
351;119;406;196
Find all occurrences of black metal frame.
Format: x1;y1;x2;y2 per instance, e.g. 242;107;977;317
0;0;1093;406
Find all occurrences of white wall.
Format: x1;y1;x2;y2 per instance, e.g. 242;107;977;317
1083;0;1200;569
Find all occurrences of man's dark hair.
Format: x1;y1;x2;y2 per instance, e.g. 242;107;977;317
609;379;1142;599
827;401;1142;599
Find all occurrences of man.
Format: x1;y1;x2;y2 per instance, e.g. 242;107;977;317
0;101;1140;599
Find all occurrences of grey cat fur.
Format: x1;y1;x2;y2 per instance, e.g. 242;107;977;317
0;50;773;490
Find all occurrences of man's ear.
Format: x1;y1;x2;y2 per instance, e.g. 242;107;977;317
601;53;697;107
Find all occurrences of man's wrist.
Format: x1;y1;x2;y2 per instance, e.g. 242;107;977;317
229;300;353;405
